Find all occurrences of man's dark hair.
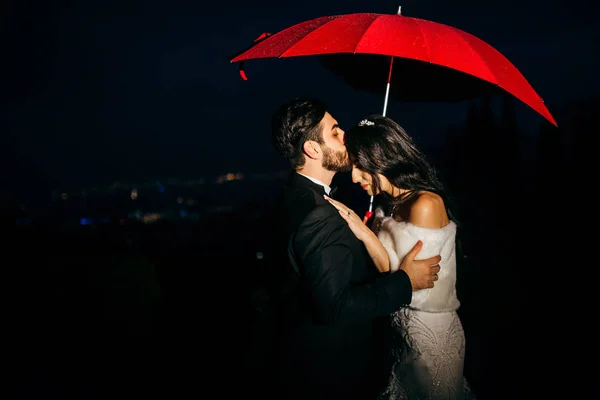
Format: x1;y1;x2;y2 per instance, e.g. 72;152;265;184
271;97;328;170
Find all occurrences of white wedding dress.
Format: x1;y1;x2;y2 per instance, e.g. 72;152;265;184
372;208;476;400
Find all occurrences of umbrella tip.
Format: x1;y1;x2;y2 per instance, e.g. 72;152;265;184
239;62;248;81
397;6;401;15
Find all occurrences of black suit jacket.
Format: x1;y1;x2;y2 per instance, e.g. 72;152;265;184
270;172;413;400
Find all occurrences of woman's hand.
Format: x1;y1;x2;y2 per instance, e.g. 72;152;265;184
325;195;391;273
324;195;374;242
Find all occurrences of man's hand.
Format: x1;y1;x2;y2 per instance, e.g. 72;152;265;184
399;240;441;291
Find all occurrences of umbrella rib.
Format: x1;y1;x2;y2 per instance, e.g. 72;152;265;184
279;17;338;58
354;16;383;53
412;19;433;62
413;19;497;86
450;29;498;86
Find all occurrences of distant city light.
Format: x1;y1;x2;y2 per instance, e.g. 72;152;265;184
217;172;245;184
41;170;288;226
141;213;160;223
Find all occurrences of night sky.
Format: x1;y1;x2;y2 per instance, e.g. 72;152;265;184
3;0;599;197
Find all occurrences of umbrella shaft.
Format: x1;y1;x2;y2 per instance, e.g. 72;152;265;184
382;56;395;117
378;56;396;213
383;82;391;116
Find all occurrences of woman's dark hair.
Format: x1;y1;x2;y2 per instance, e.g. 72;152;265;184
347;115;469;297
345;114;458;223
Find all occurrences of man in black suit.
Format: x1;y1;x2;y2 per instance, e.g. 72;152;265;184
268;97;442;399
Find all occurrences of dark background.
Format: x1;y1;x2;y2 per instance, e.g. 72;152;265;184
2;0;598;398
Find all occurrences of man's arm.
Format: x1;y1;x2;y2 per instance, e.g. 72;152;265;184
294;205;412;325
323;195;441;289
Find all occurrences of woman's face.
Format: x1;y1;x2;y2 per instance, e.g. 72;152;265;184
351;165;375;195
351;164;392;196
350;156;396;196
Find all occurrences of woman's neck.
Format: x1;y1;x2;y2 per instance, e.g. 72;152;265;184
387;185;409;198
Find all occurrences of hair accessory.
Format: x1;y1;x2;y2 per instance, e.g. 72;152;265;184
358;119;375;126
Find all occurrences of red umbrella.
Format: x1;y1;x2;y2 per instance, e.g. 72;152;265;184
230;9;557;219
230;10;557;126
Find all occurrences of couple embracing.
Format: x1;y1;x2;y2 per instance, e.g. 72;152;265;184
268;97;475;400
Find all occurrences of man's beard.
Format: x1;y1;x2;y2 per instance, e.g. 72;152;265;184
321;145;352;172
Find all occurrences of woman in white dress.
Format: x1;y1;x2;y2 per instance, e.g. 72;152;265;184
325;115;475;400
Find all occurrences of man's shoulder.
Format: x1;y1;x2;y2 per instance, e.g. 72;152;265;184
304;202;338;222
280;186;340;230
283;184;325;212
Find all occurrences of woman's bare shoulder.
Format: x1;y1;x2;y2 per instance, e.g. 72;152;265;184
407;192;448;229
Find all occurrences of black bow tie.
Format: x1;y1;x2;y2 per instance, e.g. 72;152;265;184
328;186;338;198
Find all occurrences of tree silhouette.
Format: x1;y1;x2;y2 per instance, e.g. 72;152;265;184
441;123;463;193
462;100;480;179
536;119;565;196
497;94;522;180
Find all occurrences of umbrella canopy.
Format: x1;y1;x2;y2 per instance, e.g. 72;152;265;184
231;12;557;126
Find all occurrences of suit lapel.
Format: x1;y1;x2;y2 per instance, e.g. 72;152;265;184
290;172;328;196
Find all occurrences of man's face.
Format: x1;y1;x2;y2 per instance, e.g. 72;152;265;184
319;112;351;172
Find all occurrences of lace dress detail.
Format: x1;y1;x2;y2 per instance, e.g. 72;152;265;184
378;309;475;400
373;209;476;400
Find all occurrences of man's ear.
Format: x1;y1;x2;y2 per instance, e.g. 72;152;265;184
303;140;320;159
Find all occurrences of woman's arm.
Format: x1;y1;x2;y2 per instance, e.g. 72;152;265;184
324;195;390;272
361;231;391;272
